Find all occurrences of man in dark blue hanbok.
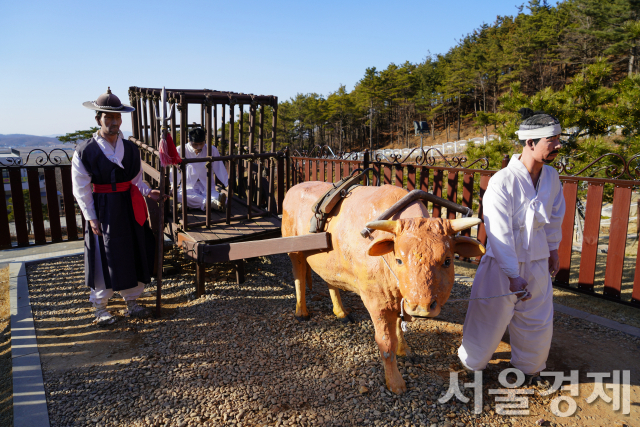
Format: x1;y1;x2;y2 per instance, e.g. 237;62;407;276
72;88;163;325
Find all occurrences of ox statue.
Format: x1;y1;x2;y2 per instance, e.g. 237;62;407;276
282;182;485;394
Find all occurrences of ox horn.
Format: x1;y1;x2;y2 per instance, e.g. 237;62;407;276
365;220;398;234
449;218;482;234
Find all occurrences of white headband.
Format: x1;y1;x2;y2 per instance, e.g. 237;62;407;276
515;123;561;140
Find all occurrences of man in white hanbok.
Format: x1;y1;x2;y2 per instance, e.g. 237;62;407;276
171;127;229;211
458;111;565;382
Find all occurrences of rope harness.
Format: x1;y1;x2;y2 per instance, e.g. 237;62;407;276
380;256;527;333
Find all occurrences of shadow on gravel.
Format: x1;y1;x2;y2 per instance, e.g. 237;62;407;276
24;254;640;427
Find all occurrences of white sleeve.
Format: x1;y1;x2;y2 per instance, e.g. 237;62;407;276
211;146;229;187
483;180;520;278
132;164;151;197
71;152;97;221
545;180;566;251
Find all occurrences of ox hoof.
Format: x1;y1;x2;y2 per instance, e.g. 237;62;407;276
295;314;311;322
338;313;355;324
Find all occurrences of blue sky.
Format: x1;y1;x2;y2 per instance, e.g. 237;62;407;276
0;0;551;136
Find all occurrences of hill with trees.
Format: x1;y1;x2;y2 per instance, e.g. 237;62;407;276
250;0;640;170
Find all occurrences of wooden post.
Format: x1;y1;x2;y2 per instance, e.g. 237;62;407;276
222;104;226;154
26;169;46;244
395;164;403;188
142;94;149;144
257;105;265;207
235;260;245;284
238;105;246;199
156;165;166;316
248;104;255;154
577;183;604;292
214;104;219;147
432;169;443;218
44;168;62;243
206;103;213;228
171;103;178;227
555;180;578;286
446;171;458;220
285;148;291;192
130;90;139;140
475;173;492;260
0;168;11;249
603;184;633;298
180;95;188;230
277;154;284;214
196;261;206;298
501;154;510;169
60;166;78;241
229;103;235;156
9;168;29;246
268;104;277;213
226;159;235;225
461;172;474;238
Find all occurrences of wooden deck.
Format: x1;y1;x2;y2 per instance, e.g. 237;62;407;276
167;191;281;245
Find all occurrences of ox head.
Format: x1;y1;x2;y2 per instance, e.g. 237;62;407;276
365;217;485;318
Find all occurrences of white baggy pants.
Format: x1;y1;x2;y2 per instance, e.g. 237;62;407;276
176;186;223;211
457;256;553;374
89;235;145;306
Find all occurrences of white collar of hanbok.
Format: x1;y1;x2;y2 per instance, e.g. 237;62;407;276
508;154;550;250
186;143;205;158
94;130;125;169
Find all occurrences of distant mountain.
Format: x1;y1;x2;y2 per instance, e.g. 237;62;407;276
0;131;133;148
0;134;62;147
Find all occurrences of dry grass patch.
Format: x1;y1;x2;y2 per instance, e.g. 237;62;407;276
0;265;12;427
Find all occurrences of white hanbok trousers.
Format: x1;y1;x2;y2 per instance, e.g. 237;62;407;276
457;256;553;374
88;235;145;305
176;186;223;211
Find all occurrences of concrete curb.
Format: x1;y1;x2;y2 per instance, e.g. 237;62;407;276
9;262;50;427
554;303;640;338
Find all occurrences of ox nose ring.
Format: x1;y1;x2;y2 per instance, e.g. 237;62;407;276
429;300;438;311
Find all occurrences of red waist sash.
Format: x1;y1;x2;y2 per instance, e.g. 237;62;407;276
93;181;147;226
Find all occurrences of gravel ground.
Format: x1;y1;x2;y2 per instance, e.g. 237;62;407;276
26;255;640;427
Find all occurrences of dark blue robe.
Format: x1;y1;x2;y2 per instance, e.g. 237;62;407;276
76;138;155;291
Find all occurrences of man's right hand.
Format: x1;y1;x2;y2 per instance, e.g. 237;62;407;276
90;219;102;236
508;276;531;301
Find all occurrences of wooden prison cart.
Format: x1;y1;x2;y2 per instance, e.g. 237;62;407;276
127;86;331;315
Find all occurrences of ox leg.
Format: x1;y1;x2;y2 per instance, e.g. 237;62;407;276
306;265;312;291
370;310;406;394
395;317;411;357
289;252;310;321
327;285;351;322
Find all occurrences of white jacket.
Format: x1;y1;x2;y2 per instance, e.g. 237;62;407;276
483;154;566;278
170;143;229;190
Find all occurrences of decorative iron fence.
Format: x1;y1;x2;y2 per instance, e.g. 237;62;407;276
0;149;83;249
288;146;640;308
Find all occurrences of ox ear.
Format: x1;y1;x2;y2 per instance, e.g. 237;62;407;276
453;236;486;258
367;237;395;256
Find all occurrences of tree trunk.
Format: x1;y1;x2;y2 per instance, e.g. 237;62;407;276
457;95;461;141
629;44;636;77
369;100;373;152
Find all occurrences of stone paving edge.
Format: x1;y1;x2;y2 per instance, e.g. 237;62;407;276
9;261;51;427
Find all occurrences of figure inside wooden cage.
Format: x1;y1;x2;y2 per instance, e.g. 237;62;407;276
171;127;228;211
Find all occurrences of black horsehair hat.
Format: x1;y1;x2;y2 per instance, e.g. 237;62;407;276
188;127;206;143
83;87;135;113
